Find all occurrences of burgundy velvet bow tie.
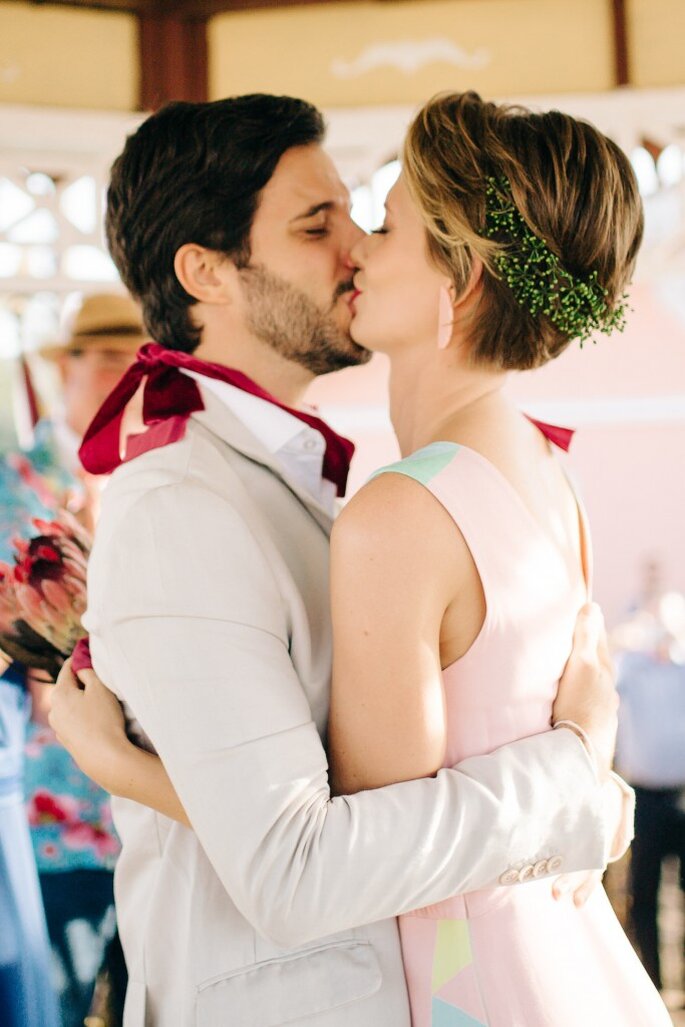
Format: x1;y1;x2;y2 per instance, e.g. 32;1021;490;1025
78;342;356;496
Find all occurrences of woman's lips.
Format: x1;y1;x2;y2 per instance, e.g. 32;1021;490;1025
348;289;362;310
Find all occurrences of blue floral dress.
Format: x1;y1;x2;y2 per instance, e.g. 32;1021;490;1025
2;424;121;1025
0;439;61;1027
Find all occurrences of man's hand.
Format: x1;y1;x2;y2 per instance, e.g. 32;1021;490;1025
552;603;618;781
552;868;604;906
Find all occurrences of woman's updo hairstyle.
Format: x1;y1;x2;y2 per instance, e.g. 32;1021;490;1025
402;90;644;370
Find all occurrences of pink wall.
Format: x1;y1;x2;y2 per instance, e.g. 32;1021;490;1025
308;282;685;626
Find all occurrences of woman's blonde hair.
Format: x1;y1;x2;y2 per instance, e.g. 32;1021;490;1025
403;91;644;369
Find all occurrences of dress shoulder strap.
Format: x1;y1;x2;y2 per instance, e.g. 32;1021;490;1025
369;442;461;488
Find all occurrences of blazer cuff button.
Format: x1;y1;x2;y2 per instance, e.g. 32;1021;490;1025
533;859;549;878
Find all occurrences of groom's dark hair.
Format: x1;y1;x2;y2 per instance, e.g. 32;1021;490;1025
106;94;325;353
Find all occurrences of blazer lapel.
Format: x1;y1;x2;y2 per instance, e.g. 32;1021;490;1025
191;387;335;536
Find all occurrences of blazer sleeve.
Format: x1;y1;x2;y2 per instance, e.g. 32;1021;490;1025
91;478;610;950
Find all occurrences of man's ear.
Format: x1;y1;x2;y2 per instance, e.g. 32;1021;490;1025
173;244;236;304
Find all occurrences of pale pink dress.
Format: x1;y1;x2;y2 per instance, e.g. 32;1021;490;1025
375;441;670;1027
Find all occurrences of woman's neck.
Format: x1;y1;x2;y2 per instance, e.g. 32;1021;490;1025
388;345;508;457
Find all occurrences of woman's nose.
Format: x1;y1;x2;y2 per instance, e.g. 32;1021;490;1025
349;232;368;269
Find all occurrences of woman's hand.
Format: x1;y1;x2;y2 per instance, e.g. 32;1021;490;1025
49;657;129;792
552;603;619;781
50;656;190;826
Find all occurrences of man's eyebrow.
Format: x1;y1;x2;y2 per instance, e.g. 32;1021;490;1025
290;202;334;222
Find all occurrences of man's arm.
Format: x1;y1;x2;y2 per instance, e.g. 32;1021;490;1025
85;481;611;949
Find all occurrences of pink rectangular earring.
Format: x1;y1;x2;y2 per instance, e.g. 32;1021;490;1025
437;285;454;349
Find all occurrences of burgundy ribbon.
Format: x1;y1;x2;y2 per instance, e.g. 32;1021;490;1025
526;416;574;452
71;637;92;674
79;343;355;496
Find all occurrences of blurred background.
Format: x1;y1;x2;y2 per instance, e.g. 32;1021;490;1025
0;1;683;1023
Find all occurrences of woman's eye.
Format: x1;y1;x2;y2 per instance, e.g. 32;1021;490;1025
305;227;329;237
371;225;389;235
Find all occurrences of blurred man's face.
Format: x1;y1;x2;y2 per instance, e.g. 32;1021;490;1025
58;344;138;439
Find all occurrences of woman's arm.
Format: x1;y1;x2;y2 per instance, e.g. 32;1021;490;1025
328;472;479;795
50;661;190;827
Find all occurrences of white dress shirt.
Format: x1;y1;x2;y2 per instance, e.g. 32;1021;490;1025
184;371;337;515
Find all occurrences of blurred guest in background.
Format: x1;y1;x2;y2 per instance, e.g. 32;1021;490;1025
614;584;685;992
36;291;147;531
20;292;143;1025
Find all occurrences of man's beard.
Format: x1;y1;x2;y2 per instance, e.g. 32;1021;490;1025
239;265;371;376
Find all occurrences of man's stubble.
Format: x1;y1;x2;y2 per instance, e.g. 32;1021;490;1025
239;265;371;377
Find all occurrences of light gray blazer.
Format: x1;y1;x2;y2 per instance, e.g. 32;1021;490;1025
84;387;611;1026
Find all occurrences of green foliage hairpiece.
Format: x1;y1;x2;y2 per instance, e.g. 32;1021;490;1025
482;176;628;344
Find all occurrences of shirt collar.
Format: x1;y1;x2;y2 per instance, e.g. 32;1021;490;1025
185;371;309;456
184;371;336;515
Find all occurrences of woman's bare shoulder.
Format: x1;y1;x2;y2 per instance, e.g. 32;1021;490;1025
332;459;466;574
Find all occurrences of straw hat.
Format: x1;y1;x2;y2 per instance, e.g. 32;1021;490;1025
40;293;146;360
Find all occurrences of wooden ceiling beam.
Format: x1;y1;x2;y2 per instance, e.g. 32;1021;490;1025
29;0;360;15
138;11;208;109
611;0;630;87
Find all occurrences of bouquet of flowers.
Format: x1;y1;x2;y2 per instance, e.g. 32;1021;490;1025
0;512;90;681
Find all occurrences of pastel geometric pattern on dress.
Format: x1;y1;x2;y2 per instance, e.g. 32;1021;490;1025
431;996;487;1027
436;962;488;1023
432;919;472;992
371;442;460;487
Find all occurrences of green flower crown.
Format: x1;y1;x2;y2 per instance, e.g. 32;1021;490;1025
482;176;628;344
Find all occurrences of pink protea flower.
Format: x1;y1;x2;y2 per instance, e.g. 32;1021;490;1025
0;511;90;679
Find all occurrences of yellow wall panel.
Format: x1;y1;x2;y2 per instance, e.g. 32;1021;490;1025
628;0;685;87
0;1;138;110
209;0;614;107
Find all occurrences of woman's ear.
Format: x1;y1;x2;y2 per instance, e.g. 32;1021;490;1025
454;254;484;310
173;244;235;305
438;257;484;352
